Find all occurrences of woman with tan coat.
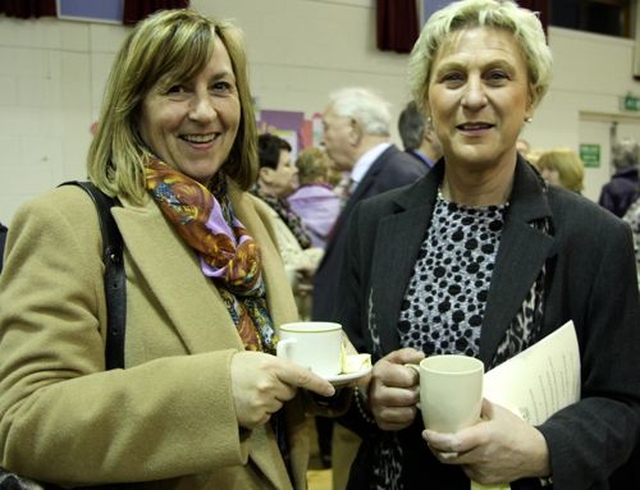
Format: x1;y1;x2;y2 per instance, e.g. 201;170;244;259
0;9;335;489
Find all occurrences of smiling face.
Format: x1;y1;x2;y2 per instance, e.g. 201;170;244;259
138;36;240;185
427;27;533;172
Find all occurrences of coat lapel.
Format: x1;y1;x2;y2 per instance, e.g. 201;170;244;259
366;159;556;364
479;159;555;363
371;178;436;354
112;196;243;355
113;186;298;489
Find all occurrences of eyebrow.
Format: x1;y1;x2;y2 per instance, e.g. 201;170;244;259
434;58;516;75
210;69;236;81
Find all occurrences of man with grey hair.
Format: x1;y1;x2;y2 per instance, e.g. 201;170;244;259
598;137;640;217
313;86;427;322
310;87;426;483
397;100;442;169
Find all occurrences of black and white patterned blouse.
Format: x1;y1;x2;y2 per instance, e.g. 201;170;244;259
398;193;509;357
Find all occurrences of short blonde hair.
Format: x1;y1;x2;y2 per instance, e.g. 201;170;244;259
408;0;552;111
295;148;330;185
88;9;257;203
537;148;585;193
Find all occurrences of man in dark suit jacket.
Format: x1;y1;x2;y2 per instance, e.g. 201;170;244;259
310;87;427;483
313;88;428;324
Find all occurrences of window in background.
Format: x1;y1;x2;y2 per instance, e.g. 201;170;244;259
549;0;633;38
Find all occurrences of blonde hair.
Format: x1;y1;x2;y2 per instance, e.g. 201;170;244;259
408;0;552;110
537;148;585;193
88;9;257;203
295;147;330;185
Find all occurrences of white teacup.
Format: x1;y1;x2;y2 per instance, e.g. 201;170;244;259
276;322;343;377
407;354;484;433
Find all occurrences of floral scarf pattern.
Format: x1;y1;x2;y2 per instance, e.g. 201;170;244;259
145;157;276;353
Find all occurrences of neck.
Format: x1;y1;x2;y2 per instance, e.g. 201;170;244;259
441;161;516;207
352;135;389;162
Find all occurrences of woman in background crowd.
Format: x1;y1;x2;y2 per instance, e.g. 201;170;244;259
287;147;340;249
536;147;585;193
598;137;640;217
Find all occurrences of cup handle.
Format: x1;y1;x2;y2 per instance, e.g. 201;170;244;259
276;338;296;359
405;363;420;375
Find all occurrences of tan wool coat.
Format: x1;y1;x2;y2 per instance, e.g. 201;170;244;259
0;181;310;489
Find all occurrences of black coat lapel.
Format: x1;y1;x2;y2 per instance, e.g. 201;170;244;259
479;159;555;363
370;177;437;353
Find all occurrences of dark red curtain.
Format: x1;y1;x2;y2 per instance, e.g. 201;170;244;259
377;0;419;54
123;0;190;26
518;0;549;35
0;0;56;19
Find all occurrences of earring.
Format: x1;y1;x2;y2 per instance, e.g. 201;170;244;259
525;116;533;123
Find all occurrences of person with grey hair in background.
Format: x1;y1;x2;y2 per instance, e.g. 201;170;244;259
311;86;427;484
313;87;427;323
598;137;640;217
398;100;442;169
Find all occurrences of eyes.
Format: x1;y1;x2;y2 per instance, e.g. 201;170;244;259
437;69;511;87
163;79;236;98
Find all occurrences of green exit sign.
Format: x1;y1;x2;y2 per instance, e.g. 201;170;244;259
620;94;640;111
580;144;600;168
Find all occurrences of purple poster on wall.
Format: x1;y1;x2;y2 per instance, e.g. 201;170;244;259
57;0;123;23
258;110;306;157
422;0;454;23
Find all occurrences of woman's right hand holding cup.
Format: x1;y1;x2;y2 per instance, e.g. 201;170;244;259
231;351;335;429
367;347;425;431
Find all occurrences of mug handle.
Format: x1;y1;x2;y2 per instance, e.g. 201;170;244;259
276;337;296;359
405;363;420;375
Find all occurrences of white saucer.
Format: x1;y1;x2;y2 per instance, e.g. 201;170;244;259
324;365;372;386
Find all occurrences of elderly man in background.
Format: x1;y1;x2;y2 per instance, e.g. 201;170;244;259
311;86;427;487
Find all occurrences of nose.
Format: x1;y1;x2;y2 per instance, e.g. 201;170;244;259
189;92;216;122
461;77;487;109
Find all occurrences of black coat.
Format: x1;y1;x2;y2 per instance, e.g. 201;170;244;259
312;144;428;322
337;158;640;489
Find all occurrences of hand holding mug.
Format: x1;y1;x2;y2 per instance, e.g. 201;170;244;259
406;354;484;433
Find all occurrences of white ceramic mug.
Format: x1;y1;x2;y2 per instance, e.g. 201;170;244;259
407;354;484;433
276;322;343;377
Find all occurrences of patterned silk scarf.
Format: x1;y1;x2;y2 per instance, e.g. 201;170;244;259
145;157;276;353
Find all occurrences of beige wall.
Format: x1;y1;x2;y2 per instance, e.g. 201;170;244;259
1;0;640;225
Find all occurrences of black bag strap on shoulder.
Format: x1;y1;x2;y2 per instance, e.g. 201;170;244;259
0;183;126;489
59;180;126;370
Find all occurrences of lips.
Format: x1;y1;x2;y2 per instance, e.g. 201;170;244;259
456;122;494;130
180;133;217;144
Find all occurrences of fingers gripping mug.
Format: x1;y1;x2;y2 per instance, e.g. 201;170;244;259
407;354;484;433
